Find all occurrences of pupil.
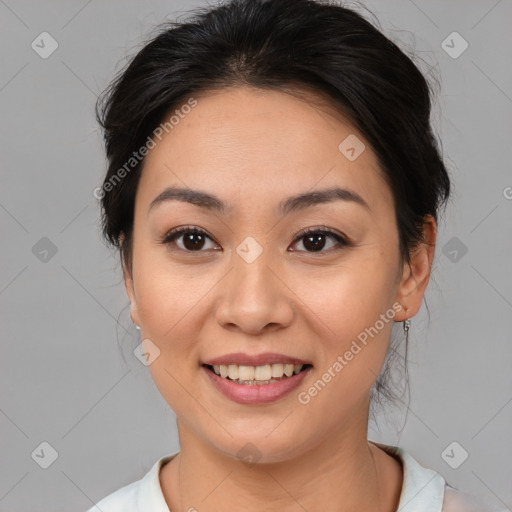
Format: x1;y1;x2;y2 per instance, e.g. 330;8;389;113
304;233;325;252
184;233;205;251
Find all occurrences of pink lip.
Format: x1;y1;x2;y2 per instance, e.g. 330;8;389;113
203;352;312;366
202;365;312;404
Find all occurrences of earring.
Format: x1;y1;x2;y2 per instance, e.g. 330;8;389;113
401;304;410;343
403;318;411;344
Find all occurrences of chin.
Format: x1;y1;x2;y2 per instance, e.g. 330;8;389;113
203;424;315;466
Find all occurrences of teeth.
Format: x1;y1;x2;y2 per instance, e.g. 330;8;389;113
283;364;294;377
228;364;238;380
254;364;272;380
238;365;255;380
212;363;305;381
271;363;283;377
238;379;283;385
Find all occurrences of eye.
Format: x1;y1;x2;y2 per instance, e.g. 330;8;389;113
159;225;351;254
159;226;219;252
289;226;351;254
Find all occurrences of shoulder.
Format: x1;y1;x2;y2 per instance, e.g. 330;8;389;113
84;453;178;512
85;479;141;512
442;485;507;512
371;442;505;512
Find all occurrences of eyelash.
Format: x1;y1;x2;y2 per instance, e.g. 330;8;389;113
158;225;352;255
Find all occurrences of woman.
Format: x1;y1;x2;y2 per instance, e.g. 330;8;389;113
87;0;500;510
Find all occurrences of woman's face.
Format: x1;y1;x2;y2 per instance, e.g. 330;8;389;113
125;86;428;462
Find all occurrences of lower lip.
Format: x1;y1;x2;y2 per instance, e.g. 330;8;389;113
202;365;312;404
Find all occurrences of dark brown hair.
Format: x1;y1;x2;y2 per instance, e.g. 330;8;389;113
95;0;451;409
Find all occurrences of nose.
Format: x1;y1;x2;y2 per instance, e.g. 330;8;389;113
214;247;294;336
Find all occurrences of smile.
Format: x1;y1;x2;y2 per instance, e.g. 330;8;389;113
202;363;313;404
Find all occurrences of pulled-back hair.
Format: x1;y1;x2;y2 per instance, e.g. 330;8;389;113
95;0;451;410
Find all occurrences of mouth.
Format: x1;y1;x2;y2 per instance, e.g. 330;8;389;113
201;352;314;404
202;362;313;385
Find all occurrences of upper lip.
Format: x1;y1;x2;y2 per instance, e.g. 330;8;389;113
203;352;312;366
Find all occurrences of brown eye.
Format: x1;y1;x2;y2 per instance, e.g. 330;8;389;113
290;227;350;254
161;226;219;252
160;225;350;255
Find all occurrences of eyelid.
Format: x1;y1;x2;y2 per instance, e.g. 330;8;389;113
159;224;352;253
292;225;349;244
160;225;219;247
289;225;352;253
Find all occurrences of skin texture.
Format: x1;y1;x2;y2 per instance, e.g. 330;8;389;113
122;86;436;512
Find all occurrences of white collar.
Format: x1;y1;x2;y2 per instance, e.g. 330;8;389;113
373;442;446;511
133;443;446;512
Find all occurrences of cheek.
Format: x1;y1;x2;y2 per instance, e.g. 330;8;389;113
133;251;213;337
300;284;396;417
292;255;398;336
292;256;398;385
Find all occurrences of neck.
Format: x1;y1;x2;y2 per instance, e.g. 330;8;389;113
160;401;402;512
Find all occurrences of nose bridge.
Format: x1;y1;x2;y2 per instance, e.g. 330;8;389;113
215;235;291;333
232;234;276;298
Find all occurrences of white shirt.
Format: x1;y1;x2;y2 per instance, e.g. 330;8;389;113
85;443;504;511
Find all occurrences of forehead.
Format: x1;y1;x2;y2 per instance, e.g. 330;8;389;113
137;86;392;215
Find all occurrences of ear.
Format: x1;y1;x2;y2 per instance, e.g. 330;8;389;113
394;215;437;321
119;232;140;327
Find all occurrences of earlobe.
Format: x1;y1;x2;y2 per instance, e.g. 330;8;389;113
126;279;141;328
130;302;140;329
124;268;140;326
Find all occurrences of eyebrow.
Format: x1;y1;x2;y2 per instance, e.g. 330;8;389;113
148;185;370;216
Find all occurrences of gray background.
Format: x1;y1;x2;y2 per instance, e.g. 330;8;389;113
1;0;511;510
